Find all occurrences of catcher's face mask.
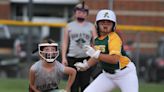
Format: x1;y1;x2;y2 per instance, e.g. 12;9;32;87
39;43;59;63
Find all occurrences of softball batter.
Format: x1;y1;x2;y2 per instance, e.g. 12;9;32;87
74;9;138;92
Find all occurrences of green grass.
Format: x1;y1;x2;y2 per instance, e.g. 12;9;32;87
112;82;164;92
0;78;164;92
0;78;28;92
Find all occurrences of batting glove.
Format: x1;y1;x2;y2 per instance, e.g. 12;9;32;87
83;45;101;59
74;59;89;71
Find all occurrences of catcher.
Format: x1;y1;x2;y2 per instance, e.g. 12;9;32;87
74;9;139;92
29;39;76;92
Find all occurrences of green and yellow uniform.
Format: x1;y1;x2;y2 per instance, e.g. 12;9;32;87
94;32;130;73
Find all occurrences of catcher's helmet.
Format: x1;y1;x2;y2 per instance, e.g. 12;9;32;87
74;3;89;14
96;9;116;33
38;42;59;63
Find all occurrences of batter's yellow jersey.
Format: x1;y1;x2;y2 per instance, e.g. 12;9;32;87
94;32;130;70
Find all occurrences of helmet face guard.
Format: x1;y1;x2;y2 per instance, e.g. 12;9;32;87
39;43;59;63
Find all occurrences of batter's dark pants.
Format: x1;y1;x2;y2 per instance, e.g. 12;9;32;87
67;57;94;92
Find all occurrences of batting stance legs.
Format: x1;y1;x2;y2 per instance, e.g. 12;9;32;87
84;62;138;92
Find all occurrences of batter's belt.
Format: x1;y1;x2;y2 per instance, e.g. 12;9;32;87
103;66;127;74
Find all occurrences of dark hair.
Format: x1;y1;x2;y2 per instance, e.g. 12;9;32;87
41;38;55;43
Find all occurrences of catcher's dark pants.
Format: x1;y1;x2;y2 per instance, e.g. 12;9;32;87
67;57;93;92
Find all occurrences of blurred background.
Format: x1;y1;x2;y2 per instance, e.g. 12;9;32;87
0;0;163;92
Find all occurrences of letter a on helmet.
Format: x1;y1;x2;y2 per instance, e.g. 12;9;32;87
96;9;116;25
